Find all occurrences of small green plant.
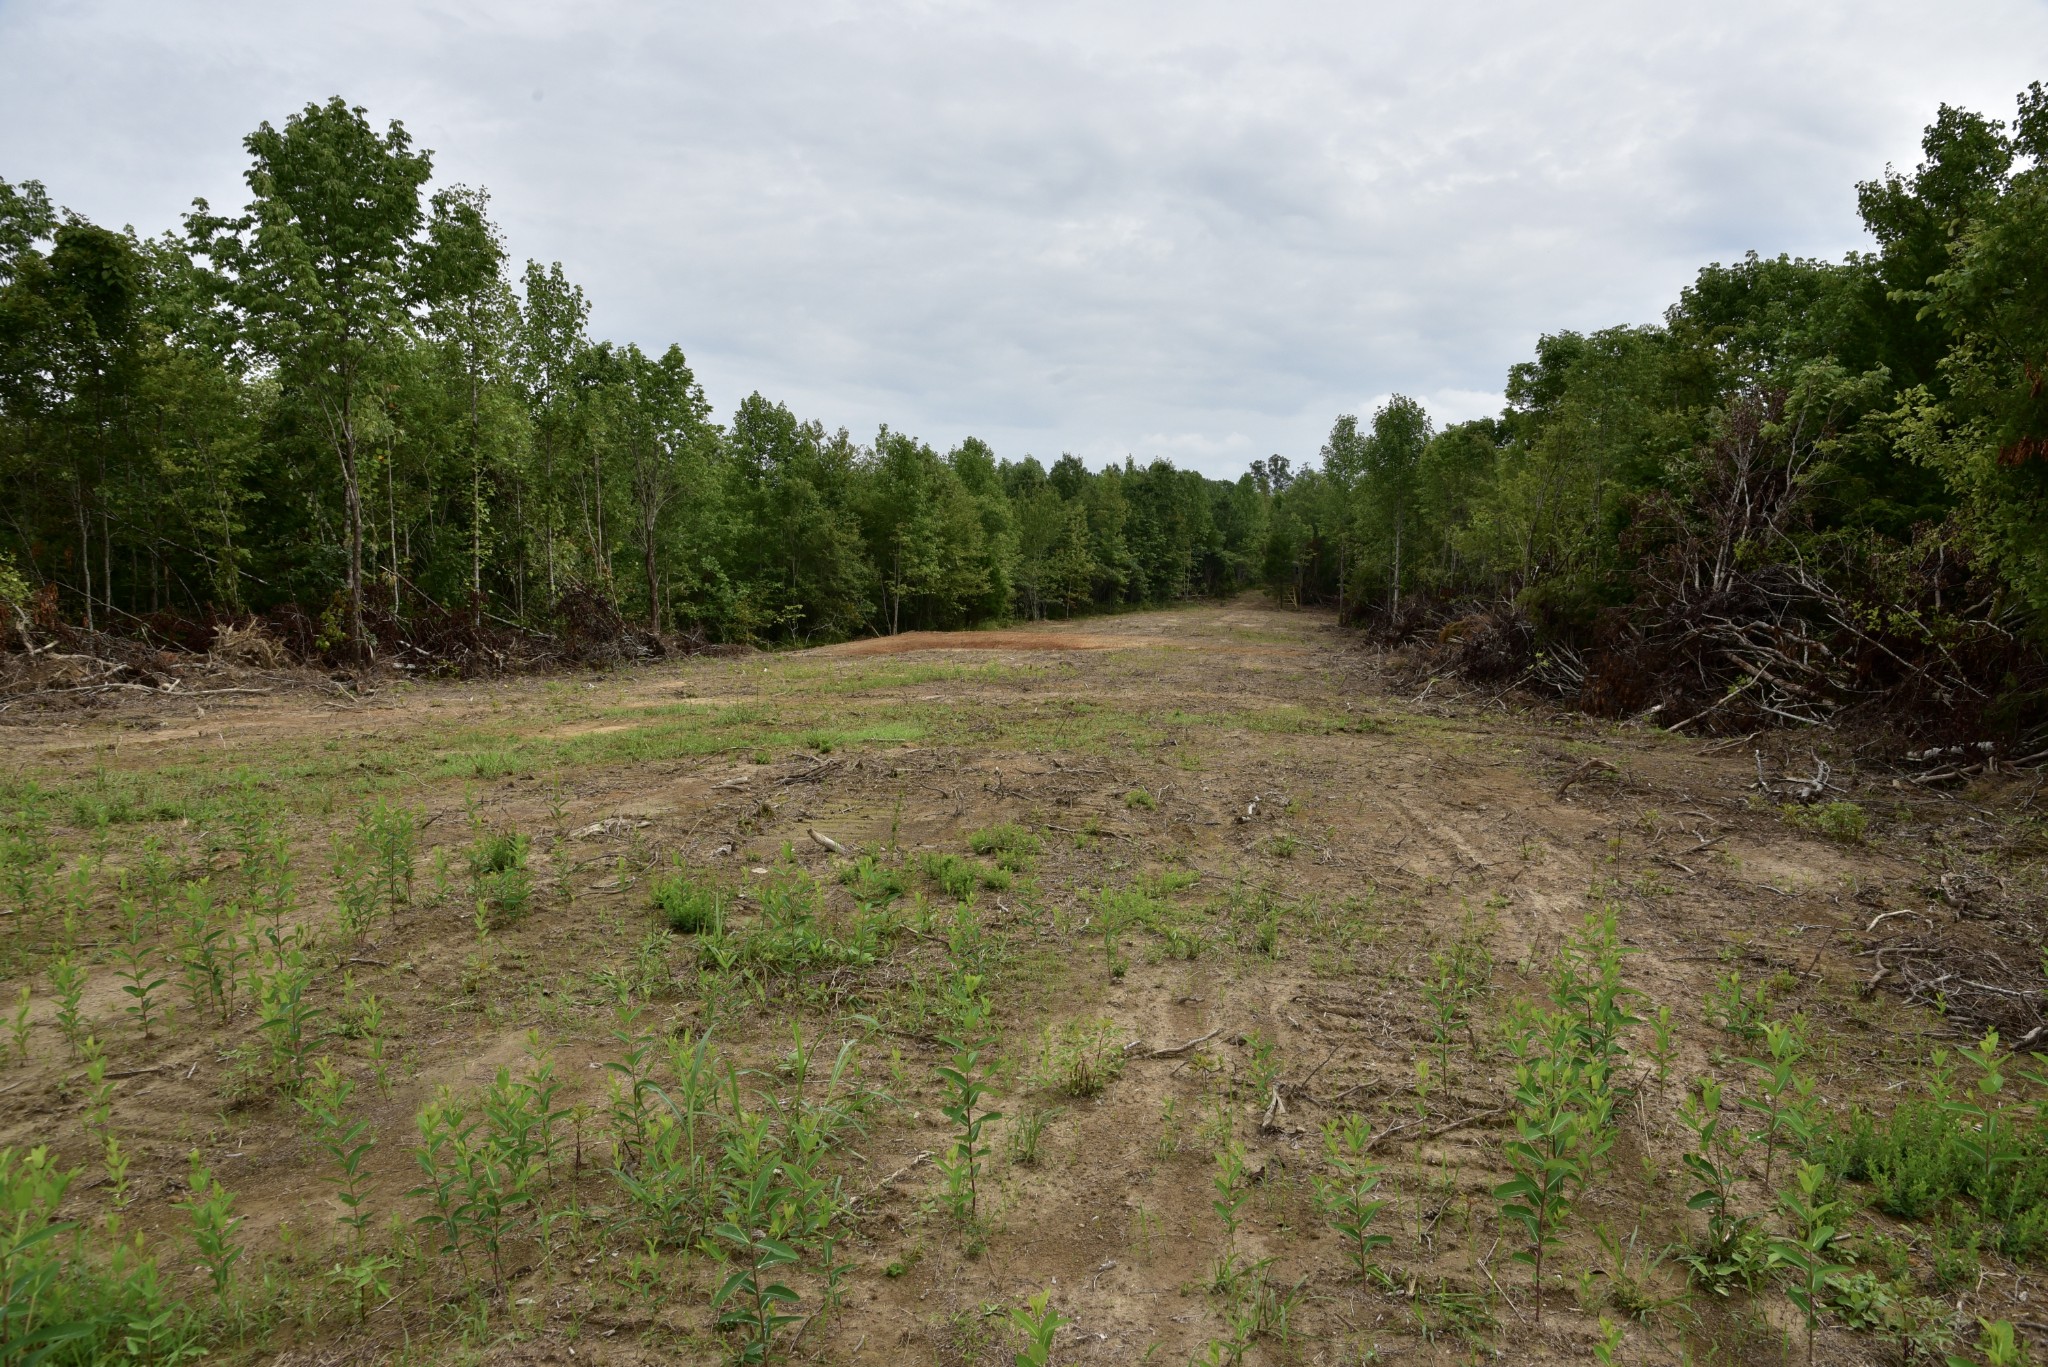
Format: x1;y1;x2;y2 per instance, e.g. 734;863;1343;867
710;1160;806;1363
1593;1316;1626;1366
968;822;1041;872
1211;1142;1252;1242
1706;970;1772;1041
1953;1318;2035;1367
300;1057;378;1248
1314;1114;1392;1280
1677;1075;1769;1294
921;852;1008;899
332;834;380;944
1740;1018;1815;1189
49;954;87;1057
9;984;30;1065
1007;1108;1055;1167
175;1149;245;1298
935;979;1003;1225
1421;937;1491;1077
1781;800;1867;843
1008;1287;1071;1367
1772;1163;1850;1367
1494;1008;1614;1321
1035;1018;1125;1098
467;829;533;924
651;866;723;934
1124;789;1156;811
256;948;321;1093
362;798;420;914
1646;1003;1679;1093
1267;833;1299;858
839;854;908;906
111;902;170;1040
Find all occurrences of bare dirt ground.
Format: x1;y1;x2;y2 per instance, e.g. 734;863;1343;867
4;598;2044;1366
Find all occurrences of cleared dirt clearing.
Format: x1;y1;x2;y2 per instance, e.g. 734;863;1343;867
3;599;2042;1365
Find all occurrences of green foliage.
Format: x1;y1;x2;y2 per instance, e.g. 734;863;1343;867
920;852;1009;899
1781;801;1868;843
650;866;723;934
299;1057;378;1247
466;829;533;923
173;1150;244;1297
839;854;908;905
1314;1114;1392;1280
1826;1033;2048;1258
1494;1003;1617;1320
1033;1017;1125;1099
935;975;1002;1225
2;1145;203;1366
968;823;1041;872
1007;1288;1071;1367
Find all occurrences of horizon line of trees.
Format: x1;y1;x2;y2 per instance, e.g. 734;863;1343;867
0;97;1268;660
7;83;2045;713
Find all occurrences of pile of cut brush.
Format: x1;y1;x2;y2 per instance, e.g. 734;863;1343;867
1391;392;2048;761
0;582;716;707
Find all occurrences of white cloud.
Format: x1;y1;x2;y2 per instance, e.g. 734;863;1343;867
3;0;2043;476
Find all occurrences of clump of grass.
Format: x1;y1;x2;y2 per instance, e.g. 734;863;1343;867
1007;1108;1057;1166
920;853;1009;899
1034;1018;1126;1098
968;823;1041;872
467;830;533;923
1124;789;1156;811
839;855;908;906
1781;800;1867;843
651;867;723;934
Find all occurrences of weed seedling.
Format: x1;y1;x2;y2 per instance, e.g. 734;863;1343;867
49;955;87;1057
1494;1010;1614;1321
1740;1018;1814;1189
1009;1288;1072;1367
8;985;28;1065
300;1057;378;1248
1314;1114;1391;1281
935;978;1002;1226
175;1150;245;1298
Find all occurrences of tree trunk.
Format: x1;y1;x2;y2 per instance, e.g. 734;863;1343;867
643;502;660;633
469;365;482;626
1390;512;1403;626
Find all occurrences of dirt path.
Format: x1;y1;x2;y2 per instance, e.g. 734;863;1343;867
2;598;2038;1365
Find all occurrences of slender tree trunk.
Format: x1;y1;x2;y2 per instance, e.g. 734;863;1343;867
74;477;94;632
338;388;370;660
643;498;660;633
386;439;400;615
469;364;482;626
1390;511;1403;625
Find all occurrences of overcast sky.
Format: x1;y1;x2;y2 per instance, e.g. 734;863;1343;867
2;2;2043;477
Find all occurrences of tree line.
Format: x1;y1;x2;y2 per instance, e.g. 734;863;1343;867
1269;83;2048;738
7;84;2045;729
0;97;1267;658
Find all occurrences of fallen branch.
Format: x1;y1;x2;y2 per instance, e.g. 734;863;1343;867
847;1151;932;1212
1143;1026;1225;1059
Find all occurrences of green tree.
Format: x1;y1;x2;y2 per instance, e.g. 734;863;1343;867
188;97;435;658
1361;395;1433;620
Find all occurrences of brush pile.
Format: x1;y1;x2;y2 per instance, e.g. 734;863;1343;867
0;580;709;706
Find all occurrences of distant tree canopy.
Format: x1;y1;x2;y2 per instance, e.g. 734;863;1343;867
0;99;1264;654
4;84;2046;708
